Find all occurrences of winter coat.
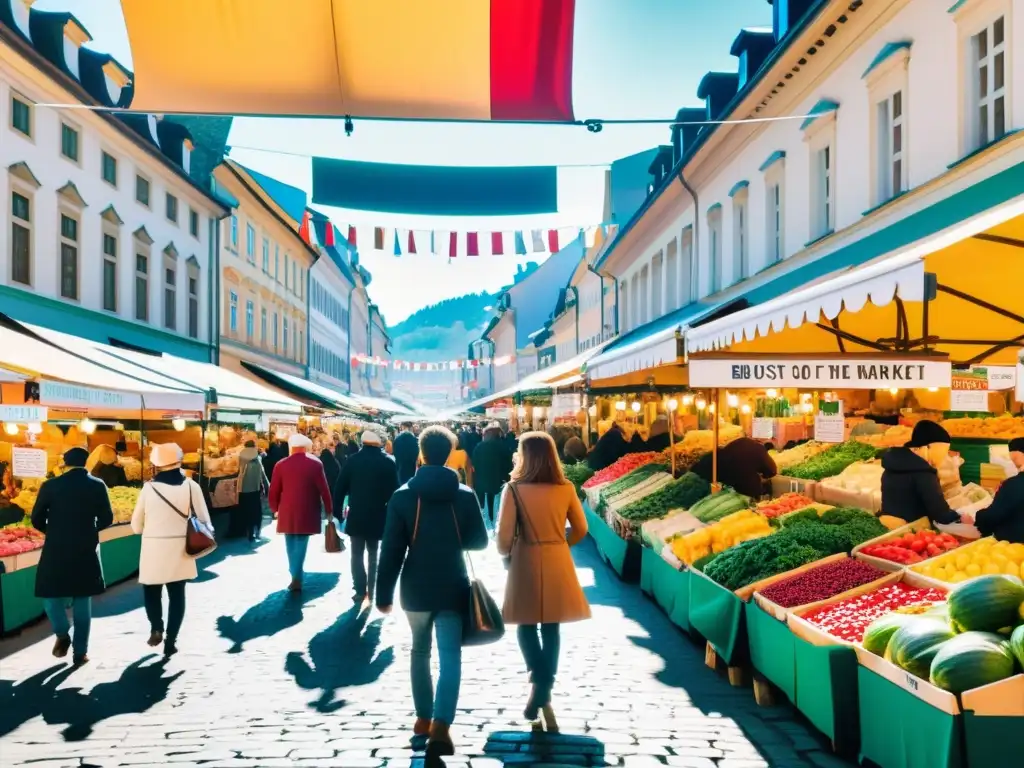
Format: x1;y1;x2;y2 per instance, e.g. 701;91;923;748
472;435;513;494
392;431;419;485
263;443;287;481
269;453;333;535
881;447;960;525
645;432;672;453
237;447;269;494
376;465;488;613
496;481;590;625
692;438;778;499
32;468;113;598
131;472;213;585
333;445;399;540
319;448;341;494
586;427;629;471
975;473;1024;543
91;461;128;489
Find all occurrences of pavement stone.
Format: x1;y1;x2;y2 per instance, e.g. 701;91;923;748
1;525;854;767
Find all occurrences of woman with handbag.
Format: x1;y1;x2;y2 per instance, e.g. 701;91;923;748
496;431;590;732
375;425;488;758
131;443;214;657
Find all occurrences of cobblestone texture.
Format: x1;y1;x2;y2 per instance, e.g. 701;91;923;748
0;526;853;767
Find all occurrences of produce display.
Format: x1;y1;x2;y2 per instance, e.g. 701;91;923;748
671;510;772;565
945;574;1024;633
598;463;670;499
563;463;595;499
859;529;962;565
677;424;743;453
659;445;706;475
770;442;830;472
688;489;752;523
803;582;947;643
782;507;888;554
940;414;1024;440
120;456;143;482
582;452;661;488
945;482;993;512
784;441;878;481
616;473;711;523
855;425;912;448
818;459;883;494
641;509;705;553
109;486;141;524
756;493;816;519
929;632;1018;694
758;558;887;608
0;521;45;557
603;474;674;514
10;488;37;513
913;538;1024;583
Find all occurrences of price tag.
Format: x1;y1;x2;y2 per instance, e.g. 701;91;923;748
814;414;845;443
751;418;774;440
949;389;988;412
12;447;48;478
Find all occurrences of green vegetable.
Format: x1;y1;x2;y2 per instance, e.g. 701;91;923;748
885;619;957;679
563;463;595;499
946;574;1024;633
778;508;820;526
702;533;823;591
601;463;670;498
617;473;710;523
777;507;885;554
692;552;719;571
929;631;1016;694
785;441;878;481
863;613;924;657
1009;625;1024;669
687;488;750;522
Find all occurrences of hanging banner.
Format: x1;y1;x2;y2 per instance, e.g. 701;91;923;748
950;366;1017;412
12;446;48;478
688;356;952;390
550;393;582;421
0;405;47;423
485;399;513;421
38;381;141;410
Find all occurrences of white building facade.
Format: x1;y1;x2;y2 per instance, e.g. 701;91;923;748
308;218;355;394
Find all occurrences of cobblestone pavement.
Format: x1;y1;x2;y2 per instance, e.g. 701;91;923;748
0;525;854;768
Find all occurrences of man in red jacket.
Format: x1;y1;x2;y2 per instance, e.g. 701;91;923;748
269;433;333;592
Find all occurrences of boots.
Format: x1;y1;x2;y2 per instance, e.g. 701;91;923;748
412;717;431;737
426;720;454;757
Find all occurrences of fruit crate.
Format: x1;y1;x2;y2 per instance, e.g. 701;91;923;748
851;517;958;573
906;536;1005;589
770;475;819;500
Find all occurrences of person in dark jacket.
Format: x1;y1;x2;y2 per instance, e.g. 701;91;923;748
376;425;488;758
320;442;341;496
393;422;420;486
334;430;399;603
459;424;481;458
32;447;114;665
87;444;128;488
645;416;672;453
263;441;288;482
692;437;778;500
880;420;961;525
971;437;1024;542
586;423;629;472
471;424;513;527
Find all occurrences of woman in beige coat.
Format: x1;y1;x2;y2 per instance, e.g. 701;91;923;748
496;431;590;732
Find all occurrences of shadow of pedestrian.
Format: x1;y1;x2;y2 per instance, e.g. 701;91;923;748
285;604;394;713
216;572;339;653
0;664;77;737
1;655;181;741
193;535;270;584
482;730;606;766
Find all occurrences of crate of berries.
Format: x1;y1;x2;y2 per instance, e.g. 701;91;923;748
752;555;891;621
852;517;964;572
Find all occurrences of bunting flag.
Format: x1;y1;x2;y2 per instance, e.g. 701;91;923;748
407;230;417;254
324;220;336;247
373;227;384;250
298;210;313;245
430;231;436;255
515;231;527;255
347;225;357;247
337;222;611;255
449;231;458;258
389;356;517;371
467;232;479;257
492;231;504;255
547;229;559;252
531;230;545;252
393;230;401;256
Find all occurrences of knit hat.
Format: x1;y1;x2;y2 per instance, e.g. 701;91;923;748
906;420;951;448
63;447;89;468
288;433;313;450
150;443;183;469
1008;437;1024;454
361;430;382;446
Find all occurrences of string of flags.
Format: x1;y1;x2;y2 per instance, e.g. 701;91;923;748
352;354;517;370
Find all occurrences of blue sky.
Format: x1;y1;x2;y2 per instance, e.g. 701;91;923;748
41;0;772;323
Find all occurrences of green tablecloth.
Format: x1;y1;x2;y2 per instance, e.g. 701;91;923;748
745;602;796;701
857;665;963;768
688;571;745;665
0;565;44;634
584;503;639;582
99;532;142;585
640;547;691;634
793;636;859;754
963;712;1024;766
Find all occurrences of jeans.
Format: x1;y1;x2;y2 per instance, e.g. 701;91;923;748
143;581;186;640
42;597;92;657
476;489;499;526
349;535;379;598
407;610;463;725
517;623;561;688
284;534;310;580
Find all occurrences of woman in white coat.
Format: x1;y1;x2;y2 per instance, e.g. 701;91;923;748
131;443;213;656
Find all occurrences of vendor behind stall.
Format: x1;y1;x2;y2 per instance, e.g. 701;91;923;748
880;420;960;525
692;437;777;500
586;422;629;472
86;445;128;489
645;416;672;453
970;437;1024;543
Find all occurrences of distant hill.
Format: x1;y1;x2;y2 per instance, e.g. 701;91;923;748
389;262;541;361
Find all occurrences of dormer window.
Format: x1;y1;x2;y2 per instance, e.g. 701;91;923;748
101;59;132;106
60;16;92;80
182;139;194;176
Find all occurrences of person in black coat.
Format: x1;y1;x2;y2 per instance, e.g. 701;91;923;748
334;430;399;603
320;443;341;494
880;420;961;525
692;437;778;500
471;424;514;527
263;441;288;482
375;424;487;756
32;447;114;665
971;437;1024;543
645;416;672;453
393;422;420;486
586;423;629;471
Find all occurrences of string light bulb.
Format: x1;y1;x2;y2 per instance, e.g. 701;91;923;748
889;387;900;396
171;418;186;432
79;419;96;435
696;398;707;411
740;404;752;415
766;389;778;399
727;394;739;408
801;402;814;414
667;399;678;412
631;402;641;413
27;422;42;434
681;395;694;407
708;403;716;414
3;423;18;436
927;387;939;393
615;401;626;411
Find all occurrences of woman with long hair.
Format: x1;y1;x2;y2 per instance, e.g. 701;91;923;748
496;431;590;732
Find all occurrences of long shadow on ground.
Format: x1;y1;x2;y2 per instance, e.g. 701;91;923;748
285;604;394;713
480;731;606;767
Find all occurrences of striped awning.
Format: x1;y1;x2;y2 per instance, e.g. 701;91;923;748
120;0;576;122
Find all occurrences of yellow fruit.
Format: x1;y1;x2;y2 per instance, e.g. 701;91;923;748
933;566;950;581
954;553;970;570
1004;562;1020;576
972;556;990;569
982;562;1002;575
949;571;968;583
965;563;982;577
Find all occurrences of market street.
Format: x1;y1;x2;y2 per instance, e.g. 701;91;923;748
0;527;851;768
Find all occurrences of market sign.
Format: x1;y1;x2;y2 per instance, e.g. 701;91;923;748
0;405;47;423
485;398;513;421
38;381;139;410
11;446;47;478
688;356;952;390
537;346;556;370
950;366;1017;412
550;393;582;421
212;411;261;425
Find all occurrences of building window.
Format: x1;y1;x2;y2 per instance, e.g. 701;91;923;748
164;265;176;330
59;214;78;300
189;209;199;238
262;238;270;273
299;330;304;363
102;233;118;312
768;182;783;261
283;317;289;356
136;175;150;207
229;215;238;250
245;300;254;340
811;145;835;239
665;239;678;312
707;207;723;293
246;223;256;262
188;267;199;339
101;152;117;186
874;90;905;203
273;311;279;350
732;192;749;282
284;255;291;289
229;291;238;333
679;228;694;306
166;193;178;223
135;252;149;321
292;262;298;295
971;16;1007;149
275;245;280;280
10;191;31;286
60;123;79;162
261;307;267;344
650;252;663;319
10;94;31;137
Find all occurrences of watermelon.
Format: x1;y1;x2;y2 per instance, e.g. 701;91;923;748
863;613;922;657
886;619;957;679
947;575;1024;633
1010;625;1024;669
929;631;1016;693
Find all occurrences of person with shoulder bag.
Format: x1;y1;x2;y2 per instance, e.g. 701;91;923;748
375;425;488;758
497;431;591;733
131;443;215;657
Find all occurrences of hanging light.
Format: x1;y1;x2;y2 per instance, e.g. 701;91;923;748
889;387;900;396
27;422;42;434
801;393;812;402
766;389;778;399
3;423;19;436
615;401;627;411
740;404;752;415
696;398;707;411
726;394;739;408
79;419;96;435
708;403;716;414
588;404;597;417
667;399;679;412
631;402;641;413
681;395;694;407
171;418;186;432
114;422;125;431
927;387;939;393
801;402;814;414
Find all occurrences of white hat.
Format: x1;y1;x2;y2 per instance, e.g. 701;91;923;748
150;443;183;469
288;433;313;450
361;430;382;446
